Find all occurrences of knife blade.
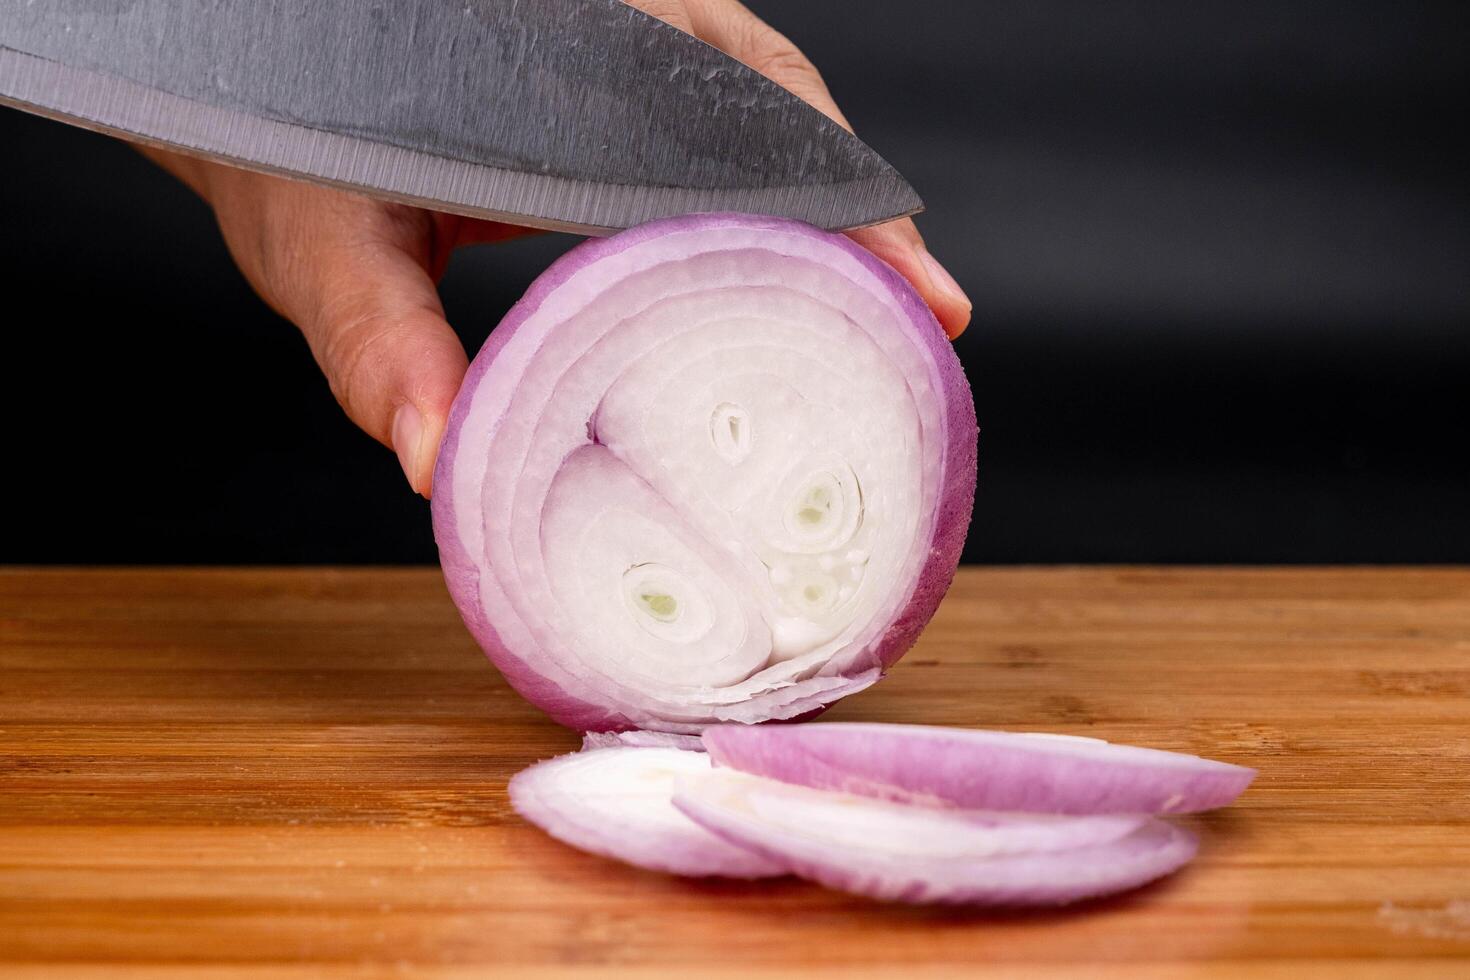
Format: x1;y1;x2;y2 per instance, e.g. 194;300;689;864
0;0;921;235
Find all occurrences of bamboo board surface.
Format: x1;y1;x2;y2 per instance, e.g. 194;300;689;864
2;567;1468;977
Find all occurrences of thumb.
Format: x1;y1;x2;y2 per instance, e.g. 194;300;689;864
163;160;468;497
300;240;467;497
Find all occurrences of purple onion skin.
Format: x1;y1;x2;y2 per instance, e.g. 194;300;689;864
432;213;978;732
826;219;978;672
674;790;1199;906
702;723;1257;815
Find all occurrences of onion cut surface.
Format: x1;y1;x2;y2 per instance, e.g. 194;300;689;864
674;770;1197;905
509;746;784;878
581;730;705;752
433;213;976;732
702;723;1257;814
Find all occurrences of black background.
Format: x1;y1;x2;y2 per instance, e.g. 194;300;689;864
2;0;1466;564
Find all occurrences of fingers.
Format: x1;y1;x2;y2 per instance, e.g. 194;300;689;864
449;217;544;250
630;0;971;338
303;234;468;498
197;164;467;496
847;220;972;339
681;1;851;129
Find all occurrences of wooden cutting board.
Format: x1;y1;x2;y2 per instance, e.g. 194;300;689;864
1;567;1467;978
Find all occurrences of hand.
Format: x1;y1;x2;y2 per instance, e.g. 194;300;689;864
141;0;972;498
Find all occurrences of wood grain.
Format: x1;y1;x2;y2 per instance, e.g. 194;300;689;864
1;566;1468;977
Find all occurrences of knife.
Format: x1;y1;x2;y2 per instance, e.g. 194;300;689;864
0;0;921;235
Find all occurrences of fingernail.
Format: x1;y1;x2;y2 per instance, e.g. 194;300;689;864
917;247;971;312
391;403;425;496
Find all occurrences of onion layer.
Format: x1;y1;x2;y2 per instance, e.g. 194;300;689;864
434;213;977;731
509;746;784;878
702;722;1257;814
581;730;705;752
674;770;1197;905
511;736;1209;905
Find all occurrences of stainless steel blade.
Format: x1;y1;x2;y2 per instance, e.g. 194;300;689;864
0;0;921;234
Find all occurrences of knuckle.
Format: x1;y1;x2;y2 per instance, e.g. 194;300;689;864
318;306;409;425
741;28;824;90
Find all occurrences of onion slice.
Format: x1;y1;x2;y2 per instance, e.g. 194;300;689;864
509;746;784;878
433;213;977;731
702;722;1256;814
674;770;1197;905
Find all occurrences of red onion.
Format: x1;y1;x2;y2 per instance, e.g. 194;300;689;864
674;770;1197;905
509;745;783;878
702;722;1257;814
510;736;1210;905
433;213;977;732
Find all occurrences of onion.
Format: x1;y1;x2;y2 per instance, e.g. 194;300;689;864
433;213;977;732
509;746;784;878
511;738;1206;905
580;730;705;752
701;722;1257;814
674;770;1197;905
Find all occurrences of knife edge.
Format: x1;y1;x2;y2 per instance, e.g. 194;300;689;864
1;44;921;235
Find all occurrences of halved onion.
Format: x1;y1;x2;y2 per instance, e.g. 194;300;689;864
433;213;977;731
701;722;1257;814
509;746;783;878
674;770;1197;905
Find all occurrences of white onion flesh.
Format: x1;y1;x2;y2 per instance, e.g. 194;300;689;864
510;738;1209;906
508;746;783;878
434;214;976;731
581;730;705;752
674;770;1197;905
